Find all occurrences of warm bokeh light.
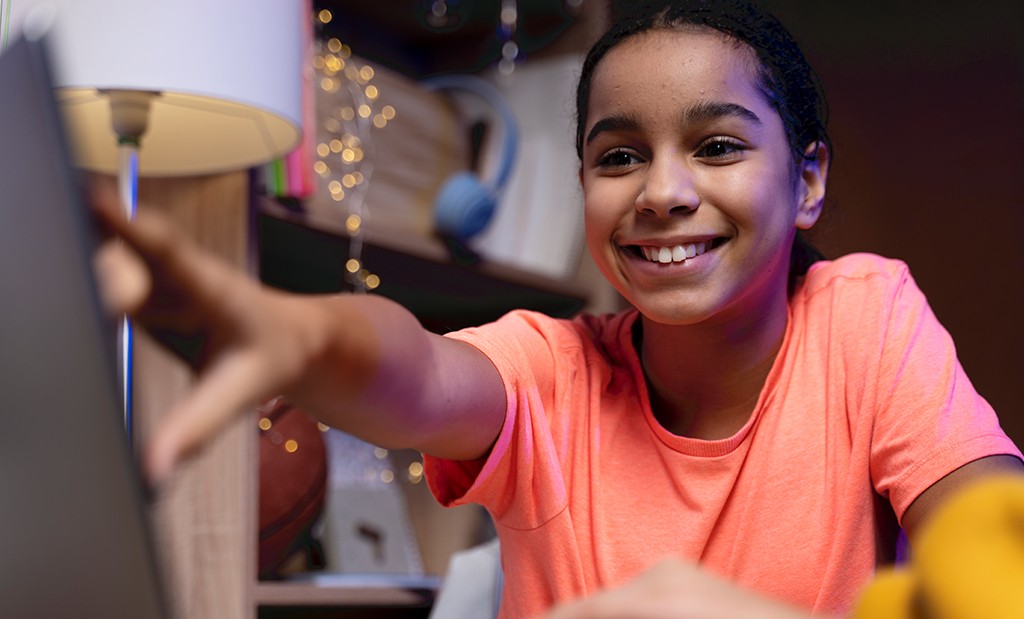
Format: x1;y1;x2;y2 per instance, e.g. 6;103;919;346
325;55;343;73
313;35;393;295
408;461;425;484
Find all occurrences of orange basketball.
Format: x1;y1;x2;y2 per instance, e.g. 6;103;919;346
257;397;328;577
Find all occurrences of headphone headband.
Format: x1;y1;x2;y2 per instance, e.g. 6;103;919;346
423;73;519;192
422;73;519;240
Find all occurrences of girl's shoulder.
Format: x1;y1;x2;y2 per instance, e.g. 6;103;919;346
799;252;913;302
452;307;638;358
794;253;935;342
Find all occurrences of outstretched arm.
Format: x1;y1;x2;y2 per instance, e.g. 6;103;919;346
91;185;505;486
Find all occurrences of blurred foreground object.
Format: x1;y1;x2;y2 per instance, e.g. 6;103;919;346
855;475;1024;618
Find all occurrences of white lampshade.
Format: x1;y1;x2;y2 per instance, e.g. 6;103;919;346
8;0;304;176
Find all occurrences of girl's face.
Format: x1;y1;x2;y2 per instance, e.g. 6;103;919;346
580;28;825;328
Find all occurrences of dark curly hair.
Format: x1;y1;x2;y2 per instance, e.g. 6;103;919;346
575;0;831;289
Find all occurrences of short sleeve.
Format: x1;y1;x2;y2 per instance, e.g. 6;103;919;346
423;310;577;530
865;262;1022;521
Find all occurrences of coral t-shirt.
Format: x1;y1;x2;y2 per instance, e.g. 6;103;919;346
425;253;1021;618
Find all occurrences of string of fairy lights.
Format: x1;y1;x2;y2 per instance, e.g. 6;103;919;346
305;8;422;484
310;3;525;295
427;0;522;75
293;3;537;484
313;8;390;294
498;0;520;76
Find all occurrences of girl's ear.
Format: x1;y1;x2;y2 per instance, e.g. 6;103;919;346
795;141;829;230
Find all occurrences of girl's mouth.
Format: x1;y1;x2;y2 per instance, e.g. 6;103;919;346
627;238;727;264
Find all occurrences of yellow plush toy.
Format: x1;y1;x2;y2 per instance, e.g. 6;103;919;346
855;476;1024;619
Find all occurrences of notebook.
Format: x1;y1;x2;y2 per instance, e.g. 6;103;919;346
0;33;167;619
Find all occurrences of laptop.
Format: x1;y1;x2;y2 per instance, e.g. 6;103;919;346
0;33;167;619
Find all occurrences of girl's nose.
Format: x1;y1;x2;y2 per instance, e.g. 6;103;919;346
635;153;700;217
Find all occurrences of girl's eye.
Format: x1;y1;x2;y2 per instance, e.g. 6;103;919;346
696;138;744;160
596;149;642;168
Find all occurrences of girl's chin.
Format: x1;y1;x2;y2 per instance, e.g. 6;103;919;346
627;292;723;327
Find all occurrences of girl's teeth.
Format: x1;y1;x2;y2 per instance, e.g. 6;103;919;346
640;242;712;264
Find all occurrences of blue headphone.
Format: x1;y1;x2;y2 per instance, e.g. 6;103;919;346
422;74;519;242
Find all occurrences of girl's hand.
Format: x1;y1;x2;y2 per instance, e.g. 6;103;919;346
541;559;826;619
91;183;314;488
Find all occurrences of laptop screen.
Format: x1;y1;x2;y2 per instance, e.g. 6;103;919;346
0;33;166;619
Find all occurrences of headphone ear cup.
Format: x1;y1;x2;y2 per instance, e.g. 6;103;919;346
433;171;498;241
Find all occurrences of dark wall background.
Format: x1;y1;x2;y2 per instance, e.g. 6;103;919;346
762;1;1024;446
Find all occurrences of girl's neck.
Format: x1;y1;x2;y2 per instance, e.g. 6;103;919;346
637;294;790;440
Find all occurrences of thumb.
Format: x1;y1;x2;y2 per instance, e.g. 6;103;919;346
93;240;152;316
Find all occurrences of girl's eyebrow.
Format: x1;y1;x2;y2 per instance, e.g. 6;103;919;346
586;112;641;146
585;100;762;146
685;100;762;126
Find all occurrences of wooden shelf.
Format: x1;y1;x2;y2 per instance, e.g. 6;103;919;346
258;199;588;332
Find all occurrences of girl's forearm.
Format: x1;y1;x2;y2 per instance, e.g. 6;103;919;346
276;290;504;460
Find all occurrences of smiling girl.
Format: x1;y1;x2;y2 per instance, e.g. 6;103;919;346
94;1;1022;617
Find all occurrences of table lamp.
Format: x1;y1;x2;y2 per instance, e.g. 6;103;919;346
5;0;304;431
